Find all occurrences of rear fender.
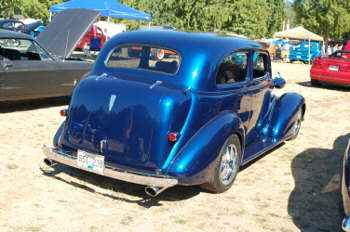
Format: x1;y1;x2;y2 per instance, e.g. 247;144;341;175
166;112;244;185
268;93;305;140
53;121;65;148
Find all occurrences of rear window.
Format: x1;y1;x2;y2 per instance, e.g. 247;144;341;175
106;44;180;75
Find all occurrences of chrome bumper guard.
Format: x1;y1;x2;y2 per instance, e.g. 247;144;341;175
42;145;178;188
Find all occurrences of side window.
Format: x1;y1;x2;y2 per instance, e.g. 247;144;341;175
2;22;13;30
216;51;248;85
253;52;270;78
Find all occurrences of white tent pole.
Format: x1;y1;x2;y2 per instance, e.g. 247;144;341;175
108;16;110;23
49;12;52;22
309;38;311;65
148;21;151;30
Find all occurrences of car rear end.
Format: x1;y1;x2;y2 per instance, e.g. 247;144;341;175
42;42;195;196
311;55;350;86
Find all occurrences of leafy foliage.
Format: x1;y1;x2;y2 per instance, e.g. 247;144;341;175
0;0;288;39
293;0;350;43
120;0;287;39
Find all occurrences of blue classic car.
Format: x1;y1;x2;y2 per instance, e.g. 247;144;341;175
342;140;350;231
42;30;306;197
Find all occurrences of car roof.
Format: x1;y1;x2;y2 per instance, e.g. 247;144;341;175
106;30;261;54
0;29;33;40
98;30;263;91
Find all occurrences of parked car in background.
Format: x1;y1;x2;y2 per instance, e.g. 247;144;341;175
0;19;42;35
94;21;126;39
310;50;350;87
341;140;350;232
290;41;322;63
345;40;350;51
0;9;101;102
76;25;107;51
42;30;306;197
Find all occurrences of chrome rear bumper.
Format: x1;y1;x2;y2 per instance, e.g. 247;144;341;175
42;145;178;188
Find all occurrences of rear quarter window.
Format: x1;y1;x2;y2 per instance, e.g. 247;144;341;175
106;44;181;75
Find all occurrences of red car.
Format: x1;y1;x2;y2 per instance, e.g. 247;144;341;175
345;40;350;50
76;25;107;51
310;50;350;87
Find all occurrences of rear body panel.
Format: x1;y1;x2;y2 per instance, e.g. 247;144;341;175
59;74;191;171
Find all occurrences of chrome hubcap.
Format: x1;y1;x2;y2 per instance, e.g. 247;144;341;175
293;111;302;136
219;144;238;185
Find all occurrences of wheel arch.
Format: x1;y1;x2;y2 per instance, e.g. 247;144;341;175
166;111;245;185
268;92;305;140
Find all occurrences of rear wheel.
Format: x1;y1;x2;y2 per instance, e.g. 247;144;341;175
200;134;241;193
287;109;302;141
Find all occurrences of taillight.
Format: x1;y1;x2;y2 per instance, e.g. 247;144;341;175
60;109;68;117
168;132;179;142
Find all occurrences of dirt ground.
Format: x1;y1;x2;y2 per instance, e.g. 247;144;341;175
0;62;350;232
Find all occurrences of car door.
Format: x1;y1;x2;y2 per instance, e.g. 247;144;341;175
215;51;252;134
243;50;273;158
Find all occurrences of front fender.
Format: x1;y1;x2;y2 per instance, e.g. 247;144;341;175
268;93;305;140
166;112;244;185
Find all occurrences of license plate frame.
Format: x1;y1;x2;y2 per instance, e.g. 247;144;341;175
329;65;339;71
77;150;105;174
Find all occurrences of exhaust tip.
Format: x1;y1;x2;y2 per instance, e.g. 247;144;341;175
44;158;53;167
40;158;56;174
145;186;160;197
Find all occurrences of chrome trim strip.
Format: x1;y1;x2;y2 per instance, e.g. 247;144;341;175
42;145;178;188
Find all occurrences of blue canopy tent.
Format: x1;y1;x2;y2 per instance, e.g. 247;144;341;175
50;0;152;21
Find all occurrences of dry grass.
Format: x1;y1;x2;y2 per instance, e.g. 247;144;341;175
0;62;349;232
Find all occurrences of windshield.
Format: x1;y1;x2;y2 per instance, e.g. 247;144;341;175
0;38;52;61
106;44;181;75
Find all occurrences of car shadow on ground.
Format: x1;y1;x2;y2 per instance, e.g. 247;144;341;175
297;81;350;92
288;133;350;232
0;97;70;113
41;143;285;208
42;164;200;208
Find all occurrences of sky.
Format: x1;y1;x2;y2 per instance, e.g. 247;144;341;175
287;0;294;5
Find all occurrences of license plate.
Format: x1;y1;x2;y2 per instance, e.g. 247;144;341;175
329;65;339;71
297;55;301;59
77;150;104;173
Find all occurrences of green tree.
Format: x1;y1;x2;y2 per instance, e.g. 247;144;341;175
224;0;270;39
0;0;21;18
294;0;350;47
121;0;286;39
266;0;286;35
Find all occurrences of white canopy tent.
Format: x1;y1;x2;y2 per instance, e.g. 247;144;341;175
274;26;323;63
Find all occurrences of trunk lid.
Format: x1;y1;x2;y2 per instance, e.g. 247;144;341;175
62;74;190;171
318;57;350;71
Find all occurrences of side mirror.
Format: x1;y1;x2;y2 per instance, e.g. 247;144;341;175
272;77;286;89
